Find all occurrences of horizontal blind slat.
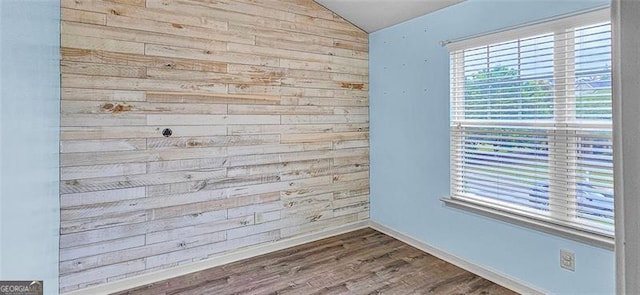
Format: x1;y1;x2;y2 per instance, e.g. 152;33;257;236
450;16;614;235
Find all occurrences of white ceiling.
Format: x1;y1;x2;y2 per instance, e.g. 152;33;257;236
314;0;464;33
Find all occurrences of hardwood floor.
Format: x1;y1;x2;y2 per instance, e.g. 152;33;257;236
113;228;518;295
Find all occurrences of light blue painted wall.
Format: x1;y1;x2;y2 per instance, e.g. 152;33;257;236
369;0;614;294
0;0;60;294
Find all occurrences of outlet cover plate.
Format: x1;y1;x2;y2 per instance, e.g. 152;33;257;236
560;249;575;271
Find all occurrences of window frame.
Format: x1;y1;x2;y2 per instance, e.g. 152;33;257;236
443;8;614;249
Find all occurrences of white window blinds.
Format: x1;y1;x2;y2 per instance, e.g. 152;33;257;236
448;9;613;237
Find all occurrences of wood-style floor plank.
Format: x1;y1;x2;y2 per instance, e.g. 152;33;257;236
113;228;518;295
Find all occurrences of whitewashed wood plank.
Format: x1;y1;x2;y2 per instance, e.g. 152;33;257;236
276;149;339;164
61;139;146;153
61;0;228;31
146;91;280;105
334;201;369;217
228;163;332;183
61;210;149;234
236;0;334;20
256;35;367;60
227;105;332;115
195;174;283;192
227;143;331;157
145;216;251;245
145;181;210;198
147;114;281;126
144;230;279;269
293;13;368;40
225;14;366;44
147;157;228;173
62;100;228;115
61;163;146;180
333;154;369;167
146;134;279;149
59;259;146;288
62;34;144;55
138;176;336;219
295;97;369;107
333;139;369;150
145;44;279;67
229;64;355;84
333;38;368;52
282;193;333;216
332;171;369;183
255;210;281;224
60;235;146;262
227;200;282;219
281;178;368;200
333;194;369;209
106;13;229;38
227;123;368;135
281;132;368;143
61;8;107;25
333;186;370;201
281;115;368;125
60;209;227;248
149;0;296;22
152;192;280;220
61;61;147;78
358;210;370;220
105;14;249;44
61;125;227;140
62;74;228;93
61;169;227;194
61;47;228;73
62;88;146;102
60;230;227;275
294;85;369;99
226;212;334;241
227;42;368;70
146;68;281;86
147;181;279;209
332;73;369;83
61;113;147;127
280;77;368;91
333;107;369;115
62;20;228;52
280;213;359;238
279;58;368;75
225;63;290;80
61;187;146;207
106;0;145;6
228;124;337;135
227;158;332;179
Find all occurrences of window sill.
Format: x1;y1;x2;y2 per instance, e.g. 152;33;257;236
441;197;615;250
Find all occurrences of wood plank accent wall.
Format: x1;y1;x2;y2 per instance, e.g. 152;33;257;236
59;0;369;292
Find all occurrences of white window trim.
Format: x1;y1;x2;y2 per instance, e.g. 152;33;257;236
442;198;614;250
446;8;610;52
443;7;614;249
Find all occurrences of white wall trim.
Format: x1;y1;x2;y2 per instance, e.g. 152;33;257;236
613;0;640;294
63;220;369;295
369;220;548;295
64;220;549;295
611;1;625;294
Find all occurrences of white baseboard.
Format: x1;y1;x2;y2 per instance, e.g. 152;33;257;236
64;220;546;295
368;220;547;295
63;220;369;295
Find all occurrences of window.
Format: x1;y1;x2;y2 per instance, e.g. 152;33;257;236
447;9;613;239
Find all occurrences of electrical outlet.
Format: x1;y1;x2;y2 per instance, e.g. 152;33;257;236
255;212;264;224
560;249;575;271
